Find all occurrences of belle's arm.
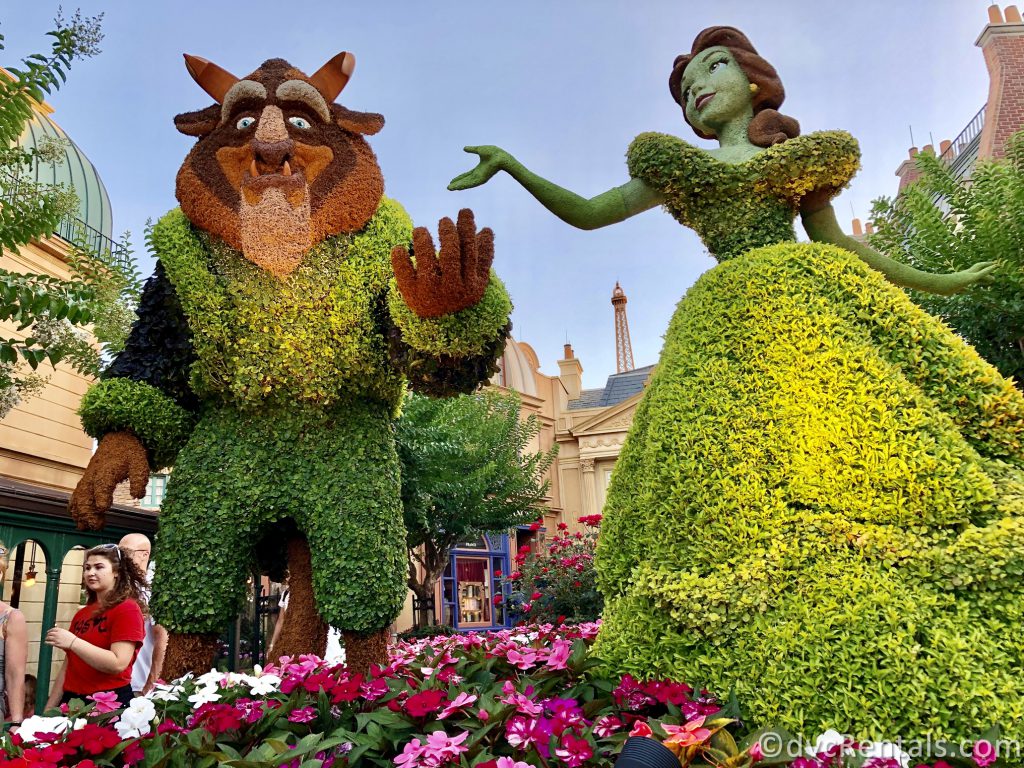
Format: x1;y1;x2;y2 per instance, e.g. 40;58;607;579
801;200;996;296
449;146;663;230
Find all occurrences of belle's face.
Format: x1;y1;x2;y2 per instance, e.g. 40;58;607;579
83;556;117;594
680;46;753;136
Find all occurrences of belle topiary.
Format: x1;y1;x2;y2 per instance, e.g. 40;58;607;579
449;26;1024;740
68;52;512;677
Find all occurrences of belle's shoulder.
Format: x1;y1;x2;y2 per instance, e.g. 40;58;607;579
757;131;861;204
627;132;709;180
762;130;860;164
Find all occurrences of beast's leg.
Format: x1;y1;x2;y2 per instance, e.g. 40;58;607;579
343;628;391;676
269;535;329;662
163;632;220;680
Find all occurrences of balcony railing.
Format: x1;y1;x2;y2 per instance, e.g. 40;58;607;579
940;105;986;181
0;169;131;271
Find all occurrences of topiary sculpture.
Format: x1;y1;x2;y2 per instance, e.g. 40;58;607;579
449;26;1024;740
68;52;511;678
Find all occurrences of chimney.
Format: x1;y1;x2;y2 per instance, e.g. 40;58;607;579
977;5;1024;159
558;343;583;401
852;218;864;236
896;146;923;191
939;138;952;155
865;221;875;235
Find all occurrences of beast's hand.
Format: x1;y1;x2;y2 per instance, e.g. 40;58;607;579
69;432;150;531
391;208;494;318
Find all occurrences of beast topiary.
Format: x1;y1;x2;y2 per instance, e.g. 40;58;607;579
68;52;511;677
449;26;1024;740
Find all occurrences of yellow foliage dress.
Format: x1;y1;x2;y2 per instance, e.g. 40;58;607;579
594;130;1024;740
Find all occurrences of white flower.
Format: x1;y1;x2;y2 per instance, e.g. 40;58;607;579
187;685;221;707
148;683;185;702
17;716;85;744
248;674;281;696
861;741;911;768
125;696;157;723
810;730;853;757
195;670;226;688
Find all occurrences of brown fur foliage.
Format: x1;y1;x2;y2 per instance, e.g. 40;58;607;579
269;536;328;662
343;627;390;677
163;632;220;680
391;209;494;318
174;56;385;270
83;544;150;615
669;26;799;147
70;432;149;531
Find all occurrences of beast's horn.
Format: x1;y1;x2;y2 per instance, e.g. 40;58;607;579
309;52;355;102
183;54;240;104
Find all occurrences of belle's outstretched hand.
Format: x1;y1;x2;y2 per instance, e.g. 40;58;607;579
933;261;998;296
448;146;513;190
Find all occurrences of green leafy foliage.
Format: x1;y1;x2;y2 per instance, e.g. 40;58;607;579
396;389;557;624
594;239;1024;741
870;133;1024;383
0;11;142;416
77;377;196;469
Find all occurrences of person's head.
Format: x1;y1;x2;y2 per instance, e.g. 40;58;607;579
23;674;36;715
0;541;8;585
118;533;152;573
83;544;149;613
669;26;799;147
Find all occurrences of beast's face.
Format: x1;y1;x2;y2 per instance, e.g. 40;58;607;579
174;53;385;277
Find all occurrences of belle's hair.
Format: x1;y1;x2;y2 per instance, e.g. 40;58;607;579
669;26;799;147
84;545;149;615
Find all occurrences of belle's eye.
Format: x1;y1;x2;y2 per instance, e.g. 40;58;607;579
682;88;691;104
288;116;311;129
709;59;727;73
236;116;255;130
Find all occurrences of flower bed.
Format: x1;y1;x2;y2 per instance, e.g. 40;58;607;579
0;623;1007;767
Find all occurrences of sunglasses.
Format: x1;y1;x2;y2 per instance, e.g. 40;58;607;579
92;543;123;561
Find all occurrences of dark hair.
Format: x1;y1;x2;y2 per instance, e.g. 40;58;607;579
84;544;149;615
668;26;799;147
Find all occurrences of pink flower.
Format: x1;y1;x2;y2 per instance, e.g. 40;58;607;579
662;716;713;749
749;740;764;762
506;647;539;670
506;715;538;749
438;692;478;720
423;730;469;764
629;720;653;738
973;740;997;768
87;691;120;714
554;732;594;768
394;738;424;768
496;758;532;768
594;715;623;738
477;708;490;722
287;707;317;723
545;639;572;671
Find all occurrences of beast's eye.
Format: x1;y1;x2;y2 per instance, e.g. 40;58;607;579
236;116;255;130
288;116;311;130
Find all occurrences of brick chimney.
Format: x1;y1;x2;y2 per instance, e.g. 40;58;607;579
895;146;923;191
977;4;1024;159
558;343;584;401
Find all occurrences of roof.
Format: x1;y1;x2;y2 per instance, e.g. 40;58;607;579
16;103;114;242
568;364;654;410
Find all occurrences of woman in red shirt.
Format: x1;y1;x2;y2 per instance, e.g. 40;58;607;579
44;544;147;709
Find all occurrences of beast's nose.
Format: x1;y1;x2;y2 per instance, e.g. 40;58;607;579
253;139;293;172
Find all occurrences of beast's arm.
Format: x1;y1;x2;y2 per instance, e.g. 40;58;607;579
70;262;198;529
387;209;512;397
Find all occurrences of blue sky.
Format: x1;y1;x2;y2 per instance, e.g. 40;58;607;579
4;1;992;388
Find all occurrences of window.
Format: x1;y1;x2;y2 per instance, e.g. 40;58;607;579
455;557;491;626
142;474;168;509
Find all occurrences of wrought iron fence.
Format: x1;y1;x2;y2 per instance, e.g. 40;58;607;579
0;169;131;271
940;105;986;163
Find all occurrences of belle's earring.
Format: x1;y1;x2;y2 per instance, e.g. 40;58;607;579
749;83;759;94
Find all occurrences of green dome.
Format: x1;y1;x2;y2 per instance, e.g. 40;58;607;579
17;103;113;244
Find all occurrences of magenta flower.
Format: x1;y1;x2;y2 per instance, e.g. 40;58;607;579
87;691;120;714
506;715;537;749
593;715;623;738
554;732;594;768
973;740;997;768
287;707;317;723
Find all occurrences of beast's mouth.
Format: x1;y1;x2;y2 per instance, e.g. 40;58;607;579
695;92;716;112
243;159;307;195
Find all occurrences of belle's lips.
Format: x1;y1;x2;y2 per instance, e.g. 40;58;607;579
695;92;716;112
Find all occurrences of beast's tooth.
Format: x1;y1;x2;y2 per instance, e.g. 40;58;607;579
250;159;259;178
282;160;292;177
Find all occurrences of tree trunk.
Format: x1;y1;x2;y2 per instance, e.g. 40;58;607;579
270;535;328;662
407;539;452;628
